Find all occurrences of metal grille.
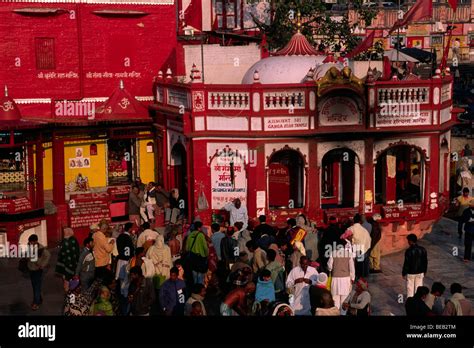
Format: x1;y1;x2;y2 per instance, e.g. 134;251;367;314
35;38;55;70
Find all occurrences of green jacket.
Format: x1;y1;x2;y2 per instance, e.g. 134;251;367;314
90;298;114;316
186;231;209;258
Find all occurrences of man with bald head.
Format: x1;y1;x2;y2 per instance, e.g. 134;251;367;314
220;282;256;316
286;256;319;315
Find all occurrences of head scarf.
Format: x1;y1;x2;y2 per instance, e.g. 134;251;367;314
68;278;80;291
340;229;353;240
316;272;328;287
356;278;369;292
146;234;172;278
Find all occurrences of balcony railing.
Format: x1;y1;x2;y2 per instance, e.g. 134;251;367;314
263;90;306;110
152;74;453;131
208;91;250;110
377;86;430;104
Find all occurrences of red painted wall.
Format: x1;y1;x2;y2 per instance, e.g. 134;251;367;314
0;2;178;117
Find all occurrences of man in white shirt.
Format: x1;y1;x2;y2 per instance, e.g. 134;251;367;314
142;182;157;223
349;214;371;279
286;256;319;316
224;198;248;230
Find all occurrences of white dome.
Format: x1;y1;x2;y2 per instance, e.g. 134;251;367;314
242;55;327;84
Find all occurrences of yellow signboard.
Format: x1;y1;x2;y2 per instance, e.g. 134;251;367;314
407;24;430;36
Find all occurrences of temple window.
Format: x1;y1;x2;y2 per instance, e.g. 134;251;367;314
35;38;55;70
0;147;26;194
375;145;424;205
268;149;304;209
214;0;241;30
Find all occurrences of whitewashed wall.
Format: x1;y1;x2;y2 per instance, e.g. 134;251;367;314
184;44;261;84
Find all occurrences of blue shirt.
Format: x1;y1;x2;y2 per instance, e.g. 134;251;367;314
211;231;225;260
255;278;276;303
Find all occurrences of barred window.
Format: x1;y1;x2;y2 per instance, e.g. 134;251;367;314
35;38;55;70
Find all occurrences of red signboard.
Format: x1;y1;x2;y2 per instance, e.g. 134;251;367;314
382;204;423;219
268;163;290;207
16;220;42;234
107;185;130;200
69;196;110;229
0;197;33;214
69;192;109;202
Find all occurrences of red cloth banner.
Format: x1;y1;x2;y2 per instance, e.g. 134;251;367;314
440;28;454;71
389;0;432;35
346;30;376;59
448;0;457;12
184;0;202;31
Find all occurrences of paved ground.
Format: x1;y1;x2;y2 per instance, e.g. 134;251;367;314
0;218;473;316
369;218;474;315
0;245;64;315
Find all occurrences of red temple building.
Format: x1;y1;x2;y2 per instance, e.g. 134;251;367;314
0;0;180;244
151;31;462;255
0;0;267;246
0;0;467;255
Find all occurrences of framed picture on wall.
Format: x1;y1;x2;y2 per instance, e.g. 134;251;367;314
390;35;406;48
431;35;443;46
75;148;83;158
76;158;84;168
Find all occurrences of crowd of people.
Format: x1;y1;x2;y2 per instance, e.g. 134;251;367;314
25;196;382;316
21;192;474;316
128;178;184;227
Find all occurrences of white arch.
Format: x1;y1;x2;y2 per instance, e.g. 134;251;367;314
317;140;365;167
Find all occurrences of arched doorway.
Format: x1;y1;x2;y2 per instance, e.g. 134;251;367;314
375;145;425;204
170;142;187;211
321;148;360;208
268;149;305;209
